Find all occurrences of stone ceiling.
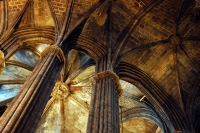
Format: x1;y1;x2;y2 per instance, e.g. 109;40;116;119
0;0;200;132
0;48;164;132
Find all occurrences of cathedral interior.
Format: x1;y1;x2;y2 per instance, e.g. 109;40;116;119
0;0;200;133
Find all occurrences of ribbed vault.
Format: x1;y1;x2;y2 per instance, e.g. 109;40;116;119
0;0;200;132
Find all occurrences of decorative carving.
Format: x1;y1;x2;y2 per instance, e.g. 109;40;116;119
96;70;123;97
51;81;69;100
42;81;70;116
40;45;66;62
40;45;66;74
169;35;181;48
0;50;5;74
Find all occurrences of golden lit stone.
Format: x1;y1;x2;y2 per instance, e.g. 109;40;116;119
0;50;5;74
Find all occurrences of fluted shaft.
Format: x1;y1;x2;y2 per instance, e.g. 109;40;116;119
87;61;122;133
0;54;63;133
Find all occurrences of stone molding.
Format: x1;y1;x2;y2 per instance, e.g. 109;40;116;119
96;70;123;97
40;45;66;74
40;45;65;63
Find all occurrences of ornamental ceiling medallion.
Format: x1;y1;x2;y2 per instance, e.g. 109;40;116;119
51;81;69;100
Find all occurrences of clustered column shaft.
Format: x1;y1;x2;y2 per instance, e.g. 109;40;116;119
87;61;122;133
0;46;65;133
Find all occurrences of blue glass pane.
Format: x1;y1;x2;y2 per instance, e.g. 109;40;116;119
0;65;31;80
9;50;39;67
0;84;22;102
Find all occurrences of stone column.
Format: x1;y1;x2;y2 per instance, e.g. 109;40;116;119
0;50;5;74
0;45;66;133
87;65;123;133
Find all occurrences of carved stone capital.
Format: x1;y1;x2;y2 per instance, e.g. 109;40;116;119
40;45;66;63
96;70;123;97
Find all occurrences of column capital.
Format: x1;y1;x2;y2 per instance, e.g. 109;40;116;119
96;70;123;97
40;45;66;63
40;45;66;74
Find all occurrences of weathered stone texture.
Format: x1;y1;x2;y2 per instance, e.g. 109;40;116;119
123;44;183;110
128;0;179;47
64;98;88;133
7;0;27;28
50;0;68;29
120;0;152;14
149;0;179;32
111;2;131;45
81;18;107;47
33;0;54;27
35;100;61;133
121;118;163;133
68;0;97;30
128;20;160;47
73;0;97;14
183;22;200;38
177;46;199;111
35;98;89;133
182;41;200;71
19;2;33;27
1;0;200;132
0;1;4;35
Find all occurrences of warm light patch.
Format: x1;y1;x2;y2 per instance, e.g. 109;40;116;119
0;50;5;74
36;44;48;53
121;118;163;133
33;0;55;27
